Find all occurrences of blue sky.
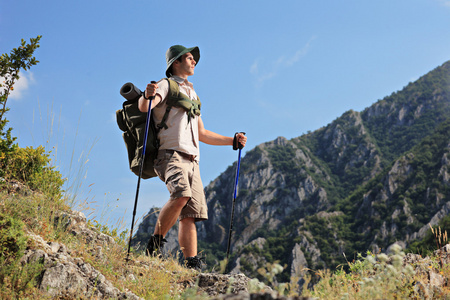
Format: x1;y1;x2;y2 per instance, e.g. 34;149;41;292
2;0;450;231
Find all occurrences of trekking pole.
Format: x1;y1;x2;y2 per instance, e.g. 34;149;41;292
225;133;245;273
126;81;156;261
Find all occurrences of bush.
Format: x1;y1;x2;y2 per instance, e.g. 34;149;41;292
0;213;27;260
0;211;45;298
1;145;65;199
303;245;418;299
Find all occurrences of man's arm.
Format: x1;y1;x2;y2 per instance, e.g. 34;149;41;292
198;117;247;147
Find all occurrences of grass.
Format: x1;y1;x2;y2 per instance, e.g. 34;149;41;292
241;242;450;299
299;243;450;299
303;246;417;299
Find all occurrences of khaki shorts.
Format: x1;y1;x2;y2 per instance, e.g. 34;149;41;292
154;150;208;222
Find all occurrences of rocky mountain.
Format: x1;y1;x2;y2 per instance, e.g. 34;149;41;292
134;61;450;285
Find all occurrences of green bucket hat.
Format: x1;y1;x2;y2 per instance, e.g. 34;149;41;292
165;45;200;77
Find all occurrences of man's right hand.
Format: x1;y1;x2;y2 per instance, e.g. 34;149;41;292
144;82;158;99
139;81;160;112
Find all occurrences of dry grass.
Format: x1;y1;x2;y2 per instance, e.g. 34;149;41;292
299;244;450;299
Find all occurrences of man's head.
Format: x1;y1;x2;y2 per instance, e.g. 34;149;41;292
166;45;200;78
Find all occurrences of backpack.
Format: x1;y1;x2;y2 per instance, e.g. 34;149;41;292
116;78;201;179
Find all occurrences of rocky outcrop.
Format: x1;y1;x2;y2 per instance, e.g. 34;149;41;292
21;246;142;299
289;243;308;289
21;211;142;299
19;208;309;299
399;244;450;299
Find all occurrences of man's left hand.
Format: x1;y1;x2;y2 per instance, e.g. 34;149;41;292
233;132;247;150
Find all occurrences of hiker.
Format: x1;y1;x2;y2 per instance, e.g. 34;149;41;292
138;45;247;270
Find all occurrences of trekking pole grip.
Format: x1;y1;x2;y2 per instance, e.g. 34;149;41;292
142;81;157;100
233;132;246;150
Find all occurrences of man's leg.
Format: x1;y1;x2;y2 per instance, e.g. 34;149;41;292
146;196;190;257
179;217;204;271
179;217;197;258
154;197;190;237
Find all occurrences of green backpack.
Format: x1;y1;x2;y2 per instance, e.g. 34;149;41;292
116;78;201;179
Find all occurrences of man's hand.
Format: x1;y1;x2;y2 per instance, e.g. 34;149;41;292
144;82;158;100
233;132;247;150
138;81;161;112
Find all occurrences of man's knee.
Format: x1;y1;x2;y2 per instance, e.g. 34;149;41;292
180;217;195;225
169;196;190;209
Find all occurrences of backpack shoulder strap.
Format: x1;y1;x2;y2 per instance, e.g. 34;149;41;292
157;78;176;130
157;78;201;130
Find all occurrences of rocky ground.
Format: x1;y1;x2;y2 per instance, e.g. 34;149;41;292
20;209;311;299
15;207;450;299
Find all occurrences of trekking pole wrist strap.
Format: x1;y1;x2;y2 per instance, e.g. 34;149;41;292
142;91;151;100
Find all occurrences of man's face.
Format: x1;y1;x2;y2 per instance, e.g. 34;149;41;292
174;52;196;77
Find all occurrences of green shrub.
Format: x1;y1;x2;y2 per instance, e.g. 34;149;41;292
1;145;65;199
0;211;45;298
0;213;27;260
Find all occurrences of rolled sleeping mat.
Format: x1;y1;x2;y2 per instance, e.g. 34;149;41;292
120;82;142;102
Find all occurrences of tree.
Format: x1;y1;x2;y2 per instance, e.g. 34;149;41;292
0;36;42;176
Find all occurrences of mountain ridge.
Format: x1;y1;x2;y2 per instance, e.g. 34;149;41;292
133;60;450;285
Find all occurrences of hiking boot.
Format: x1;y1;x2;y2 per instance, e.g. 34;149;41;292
185;256;205;271
146;235;167;258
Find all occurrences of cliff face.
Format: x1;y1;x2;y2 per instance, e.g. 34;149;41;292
134;61;450;283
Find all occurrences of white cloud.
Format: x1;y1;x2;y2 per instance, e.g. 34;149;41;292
0;72;35;100
250;59;277;82
250;36;316;87
285;37;315;67
437;0;450;7
250;61;259;75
